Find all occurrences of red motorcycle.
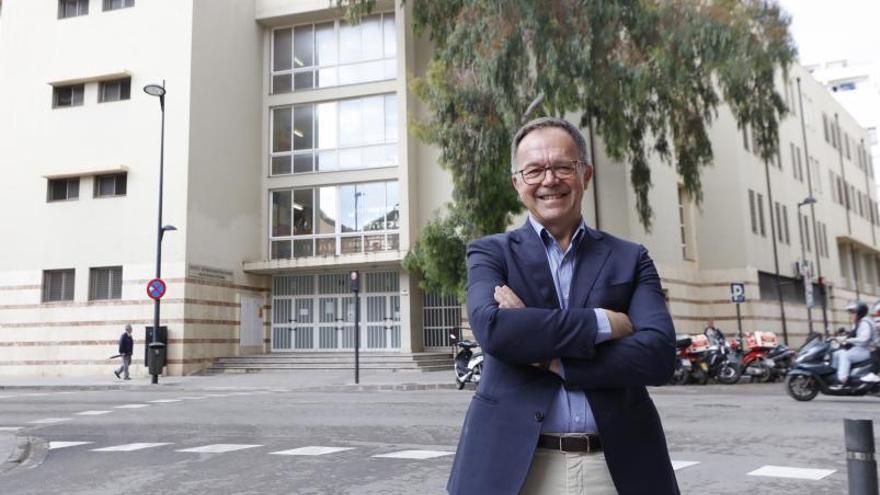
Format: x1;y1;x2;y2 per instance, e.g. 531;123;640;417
738;331;781;383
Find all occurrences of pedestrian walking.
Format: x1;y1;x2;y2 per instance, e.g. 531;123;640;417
114;324;134;380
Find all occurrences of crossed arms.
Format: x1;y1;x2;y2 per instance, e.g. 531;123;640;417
466;238;675;388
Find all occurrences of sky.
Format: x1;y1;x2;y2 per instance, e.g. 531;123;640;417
776;0;880;66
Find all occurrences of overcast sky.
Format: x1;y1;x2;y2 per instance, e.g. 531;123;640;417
776;0;880;66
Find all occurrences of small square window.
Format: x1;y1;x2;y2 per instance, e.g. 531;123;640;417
42;269;75;302
103;0;134;11
89;266;122;300
53;84;84;108
58;0;89;19
47;178;80;202
98;78;131;103
94;173;127;197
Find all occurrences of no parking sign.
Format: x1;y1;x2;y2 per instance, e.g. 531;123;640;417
147;278;167;300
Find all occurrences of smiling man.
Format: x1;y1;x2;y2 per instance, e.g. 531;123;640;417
446;117;679;495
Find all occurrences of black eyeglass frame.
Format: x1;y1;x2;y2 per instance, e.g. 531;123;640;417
512;160;586;185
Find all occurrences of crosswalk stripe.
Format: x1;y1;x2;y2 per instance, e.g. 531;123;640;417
372;450;454;460
114;404;150;409
0;426;23;431
270;446;355;456
148;399;183;403
671;460;700;471
92;443;172;452
28;418;70;424
747;465;836;480
49;441;93;450
176;444;262;453
75;411;113;416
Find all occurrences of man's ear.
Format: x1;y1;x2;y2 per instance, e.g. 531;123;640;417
582;163;594;183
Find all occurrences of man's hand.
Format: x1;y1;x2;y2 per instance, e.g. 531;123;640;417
604;309;634;340
494;285;525;309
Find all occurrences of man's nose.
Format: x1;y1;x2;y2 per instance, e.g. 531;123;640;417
541;167;561;186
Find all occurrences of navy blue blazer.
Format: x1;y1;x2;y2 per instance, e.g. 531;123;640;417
447;222;679;494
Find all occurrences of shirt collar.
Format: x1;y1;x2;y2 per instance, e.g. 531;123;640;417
528;215;586;249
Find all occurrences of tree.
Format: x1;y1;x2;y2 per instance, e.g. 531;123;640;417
338;0;796;299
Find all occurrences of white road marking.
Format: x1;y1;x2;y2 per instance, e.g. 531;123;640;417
114;404;150;409
177;396;209;400
0;426;23;431
747;465;837;481
91;443;172;452
176;444;262;454
75;410;113;416
0;395;16;399
49;441;93;450
148;399;183;403
270;446;355;456
28;418;70;424
372;450;454;460
671;460;700;471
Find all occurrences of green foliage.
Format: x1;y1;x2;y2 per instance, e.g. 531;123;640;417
402;210;469;301
337;0;796;299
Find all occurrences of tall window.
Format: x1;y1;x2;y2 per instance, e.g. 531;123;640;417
823;114;829;142
270;181;400;259
58;0;88;18
53;84;84;108
677;185;694;260
748;190;757;234
43;269;75;302
775;202;784;243
271;94;397;175
782;205;790;245
47;177;80;201
94;173;127;197
103;0;134;11
271;13;396;94
757;193;766;237
89;266;122;300
98;78;131;102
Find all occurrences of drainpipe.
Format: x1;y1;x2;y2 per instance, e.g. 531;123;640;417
764;150;789;344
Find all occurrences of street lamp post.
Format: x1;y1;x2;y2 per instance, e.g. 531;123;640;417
144;81;175;384
798;196;817;339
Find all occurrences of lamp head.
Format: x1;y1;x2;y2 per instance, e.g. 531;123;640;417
143;84;166;97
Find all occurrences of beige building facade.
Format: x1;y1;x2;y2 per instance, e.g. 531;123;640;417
1;0;877;377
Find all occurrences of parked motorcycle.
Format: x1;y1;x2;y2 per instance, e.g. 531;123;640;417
670;336;694;385
451;333;483;390
785;334;880;401
701;327;742;384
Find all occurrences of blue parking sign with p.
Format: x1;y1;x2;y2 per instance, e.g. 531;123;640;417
730;283;745;303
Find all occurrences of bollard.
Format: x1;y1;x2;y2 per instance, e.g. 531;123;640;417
845;419;879;495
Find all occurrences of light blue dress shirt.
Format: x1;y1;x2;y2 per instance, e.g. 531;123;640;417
528;216;612;433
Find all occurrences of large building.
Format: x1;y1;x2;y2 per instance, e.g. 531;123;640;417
1;0;878;377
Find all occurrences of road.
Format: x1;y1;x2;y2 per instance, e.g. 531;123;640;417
0;381;876;494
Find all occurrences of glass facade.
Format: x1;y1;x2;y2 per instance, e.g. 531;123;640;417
271;94;397;175
270;181;399;259
271;13;396;94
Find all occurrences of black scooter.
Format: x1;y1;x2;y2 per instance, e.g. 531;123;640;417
785;334;880;401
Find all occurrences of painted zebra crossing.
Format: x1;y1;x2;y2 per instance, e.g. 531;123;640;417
40;440;839;481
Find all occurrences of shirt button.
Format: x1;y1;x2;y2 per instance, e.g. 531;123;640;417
575;416;582;422
534;412;544;422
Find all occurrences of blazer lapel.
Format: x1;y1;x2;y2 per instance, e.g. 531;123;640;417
570;226;611;309
510;222;559;309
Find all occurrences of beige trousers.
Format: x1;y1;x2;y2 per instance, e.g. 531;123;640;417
520;447;617;495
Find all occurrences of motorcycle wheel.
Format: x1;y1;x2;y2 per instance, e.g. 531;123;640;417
692;369;709;385
473;362;482;383
786;374;819;402
745;361;772;383
716;363;742;385
670;369;689;386
456;377;466;390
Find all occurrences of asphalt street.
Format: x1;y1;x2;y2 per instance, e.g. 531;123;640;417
0;380;877;494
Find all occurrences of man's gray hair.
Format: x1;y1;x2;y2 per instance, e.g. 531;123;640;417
510;117;591;173
125;324;132;331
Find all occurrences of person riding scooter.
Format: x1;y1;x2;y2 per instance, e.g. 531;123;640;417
831;301;877;389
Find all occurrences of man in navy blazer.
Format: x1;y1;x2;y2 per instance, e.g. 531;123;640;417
447;117;678;494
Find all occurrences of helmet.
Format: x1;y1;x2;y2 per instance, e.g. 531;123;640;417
872;301;880;317
846;300;869;320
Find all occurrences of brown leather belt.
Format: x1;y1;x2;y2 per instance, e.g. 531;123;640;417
537;434;602;453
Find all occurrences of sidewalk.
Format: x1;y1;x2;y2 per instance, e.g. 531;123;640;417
0;369;458;392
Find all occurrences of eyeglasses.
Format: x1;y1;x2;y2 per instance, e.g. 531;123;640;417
513;161;583;185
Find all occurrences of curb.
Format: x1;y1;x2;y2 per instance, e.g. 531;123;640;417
0;382;465;393
0;384;182;392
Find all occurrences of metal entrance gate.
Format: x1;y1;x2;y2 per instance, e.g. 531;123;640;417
271;272;400;351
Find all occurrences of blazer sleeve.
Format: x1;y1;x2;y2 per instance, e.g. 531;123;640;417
466;237;600;364
560;246;676;388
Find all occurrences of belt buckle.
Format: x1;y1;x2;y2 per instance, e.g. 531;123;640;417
558;436;565;451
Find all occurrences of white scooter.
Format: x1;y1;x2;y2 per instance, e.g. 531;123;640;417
451;333;483;390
